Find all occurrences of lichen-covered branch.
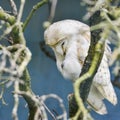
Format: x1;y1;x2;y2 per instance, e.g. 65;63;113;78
0;0;47;120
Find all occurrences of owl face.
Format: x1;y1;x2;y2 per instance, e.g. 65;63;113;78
52;36;83;80
44;20;90;80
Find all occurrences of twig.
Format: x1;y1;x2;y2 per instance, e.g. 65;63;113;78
23;0;48;31
41;94;67;120
17;0;25;22
43;0;58;29
0;80;9;86
42;102;56;120
48;0;58;22
9;0;18;17
0;85;7;105
12;80;19;120
101;9;120;42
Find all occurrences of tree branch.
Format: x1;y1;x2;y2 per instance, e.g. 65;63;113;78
0;1;49;119
0;9;16;25
9;0;18;17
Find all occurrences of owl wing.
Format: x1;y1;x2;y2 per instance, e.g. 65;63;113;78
87;64;117;114
87;84;107;115
87;42;117;114
94;82;117;105
93;42;117;105
94;62;117;105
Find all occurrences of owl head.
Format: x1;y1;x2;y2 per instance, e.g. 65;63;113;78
44;20;90;81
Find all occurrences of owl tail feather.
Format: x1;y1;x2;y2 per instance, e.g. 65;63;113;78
96;82;117;106
87;99;107;115
87;85;107;115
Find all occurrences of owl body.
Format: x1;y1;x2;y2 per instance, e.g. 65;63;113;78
44;20;117;114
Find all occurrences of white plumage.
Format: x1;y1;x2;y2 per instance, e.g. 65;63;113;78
44;19;117;114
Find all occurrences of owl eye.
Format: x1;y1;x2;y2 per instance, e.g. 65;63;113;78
54;40;67;56
61;41;65;47
61;41;66;56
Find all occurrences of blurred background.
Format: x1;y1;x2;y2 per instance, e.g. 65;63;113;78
0;0;120;120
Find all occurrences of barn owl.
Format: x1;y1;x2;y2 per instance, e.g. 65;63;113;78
44;20;117;114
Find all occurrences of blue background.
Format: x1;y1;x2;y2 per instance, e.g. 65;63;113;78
0;0;120;120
